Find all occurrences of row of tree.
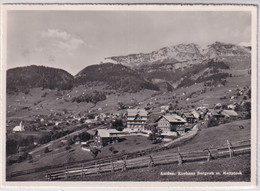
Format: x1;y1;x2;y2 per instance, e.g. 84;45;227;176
72;91;106;104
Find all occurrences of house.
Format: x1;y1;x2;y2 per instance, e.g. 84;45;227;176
206;109;225;120
94;113;108;121
126;109;147;131
196;107;209;119
13;121;25;132
181;113;196;124
95;129;128;146
99;113;107;120
146;123;157;131
221;110;238;118
214;103;222;110
85;119;96;125
160;105;169;113
156;114;186;135
192;110;200;120
227;103;237;110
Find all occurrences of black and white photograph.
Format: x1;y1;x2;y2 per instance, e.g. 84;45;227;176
1;3;257;187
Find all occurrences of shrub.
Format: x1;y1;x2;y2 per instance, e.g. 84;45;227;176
28;154;33;160
78;132;91;142
113;150;118;154
121;150;126;155
44;147;50;153
41;92;48;97
6;139;18;155
72;91;106;104
207;118;219;127
90;147;101;159
65;146;71;150
109;146;115;153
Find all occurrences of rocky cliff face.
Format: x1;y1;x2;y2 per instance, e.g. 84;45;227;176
105;42;250;69
102;42;250;90
206;42;251;59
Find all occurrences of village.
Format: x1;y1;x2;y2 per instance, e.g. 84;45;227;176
6;83;251;174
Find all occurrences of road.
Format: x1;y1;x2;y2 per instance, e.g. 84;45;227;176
163;124;199;147
29;124;105;155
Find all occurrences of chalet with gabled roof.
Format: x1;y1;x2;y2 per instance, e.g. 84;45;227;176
156;114;186;135
95;129;129;146
181;112;197;124
126;109;147;131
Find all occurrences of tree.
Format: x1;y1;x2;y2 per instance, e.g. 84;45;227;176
27;135;35;145
28;154;33;160
109;146;115;154
121;150;126;155
67;139;74;146
118;102;126;110
112;119;123;128
44;147;50;153
243;102;251;112
88;114;95;119
235;104;243;112
247;89;251;98
79;132;91;142
39;134;51;144
222;104;228;110
148;127;162;144
207;117;219;127
65;145;71;150
243;102;251;119
6;139;18;155
90;147;101;159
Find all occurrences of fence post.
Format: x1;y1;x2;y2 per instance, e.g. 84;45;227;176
95;163;100;174
148;155;155;168
45;171;48;181
177;147;183;166
98;164;101;174
111;160;114;173
206;148;213;161
65;166;68;180
46;171;51;181
227;140;233;158
81;164;84;178
49;170;53;181
122;155;127;172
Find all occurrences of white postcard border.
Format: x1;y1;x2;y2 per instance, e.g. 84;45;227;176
0;3;258;189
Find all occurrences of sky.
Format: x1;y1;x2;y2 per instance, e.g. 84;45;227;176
6;10;251;75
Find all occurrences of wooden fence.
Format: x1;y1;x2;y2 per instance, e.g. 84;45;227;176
45;139;251;181
9;125;198;179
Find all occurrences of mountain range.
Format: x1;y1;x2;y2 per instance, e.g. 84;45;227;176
105;42;250;68
7;42;251;93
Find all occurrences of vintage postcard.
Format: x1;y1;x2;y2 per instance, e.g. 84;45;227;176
0;3;258;188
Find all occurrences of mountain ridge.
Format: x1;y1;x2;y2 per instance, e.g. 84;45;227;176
104;42;250;69
7;42;251;94
7;65;74;93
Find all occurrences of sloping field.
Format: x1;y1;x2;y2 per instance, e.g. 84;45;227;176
77;154;250;182
7;119;251;181
154;119;250;156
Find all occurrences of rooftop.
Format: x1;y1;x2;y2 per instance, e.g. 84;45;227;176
127;109;147;117
221;110;238;117
97;129;127;138
157;114;186;123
